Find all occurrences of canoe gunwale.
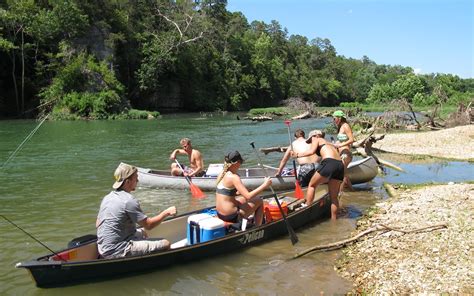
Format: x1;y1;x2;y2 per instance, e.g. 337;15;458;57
137;156;378;191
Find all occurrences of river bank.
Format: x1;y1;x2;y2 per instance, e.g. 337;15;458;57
370;124;474;161
336;125;474;293
337;183;473;294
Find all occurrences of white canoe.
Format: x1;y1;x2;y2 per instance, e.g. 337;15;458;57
136;156;378;191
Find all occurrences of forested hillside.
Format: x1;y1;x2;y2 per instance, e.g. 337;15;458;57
0;0;472;119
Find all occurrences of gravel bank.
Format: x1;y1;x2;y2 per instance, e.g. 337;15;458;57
337;183;474;294
371;125;474;161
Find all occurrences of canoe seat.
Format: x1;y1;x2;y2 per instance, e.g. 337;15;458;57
170;238;188;249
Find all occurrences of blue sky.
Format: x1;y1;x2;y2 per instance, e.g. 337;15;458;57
227;0;473;78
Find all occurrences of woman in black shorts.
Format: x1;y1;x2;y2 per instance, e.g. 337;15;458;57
291;131;344;220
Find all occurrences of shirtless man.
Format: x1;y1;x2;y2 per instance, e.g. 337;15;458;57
170;138;205;177
275;129;321;187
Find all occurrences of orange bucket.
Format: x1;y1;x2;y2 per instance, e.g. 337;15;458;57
264;200;288;222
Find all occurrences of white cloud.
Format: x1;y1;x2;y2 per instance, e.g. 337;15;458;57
413;68;422;75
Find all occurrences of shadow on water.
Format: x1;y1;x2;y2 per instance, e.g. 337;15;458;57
0;114;472;295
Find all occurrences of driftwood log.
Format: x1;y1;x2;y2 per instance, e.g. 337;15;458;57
383;183;399;198
291;111;311;120
241;116;273;122
260;146;288;154
352;132;404;172
292;223;447;259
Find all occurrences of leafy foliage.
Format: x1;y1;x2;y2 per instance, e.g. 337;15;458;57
40;52;126;119
248;107;288;116
0;0;472;119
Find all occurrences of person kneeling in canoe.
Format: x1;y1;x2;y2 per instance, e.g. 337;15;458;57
215;151;272;226
291;130;344;220
96;163;177;259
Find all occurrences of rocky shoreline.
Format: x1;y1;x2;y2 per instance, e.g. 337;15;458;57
337;183;473;294
337;125;474;293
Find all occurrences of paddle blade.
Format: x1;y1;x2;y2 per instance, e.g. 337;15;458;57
288;225;299;245
294;180;304;199
189;182;206;198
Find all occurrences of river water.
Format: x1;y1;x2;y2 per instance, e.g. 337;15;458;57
1;113;472;295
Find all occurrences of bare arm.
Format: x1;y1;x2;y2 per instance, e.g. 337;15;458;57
292;140;318;158
276;146;291;175
232;174;271;200
138;206;177;230
169;149;186;160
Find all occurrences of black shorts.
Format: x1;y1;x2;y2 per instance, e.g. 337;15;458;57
297;163;317;187
315;158;344;181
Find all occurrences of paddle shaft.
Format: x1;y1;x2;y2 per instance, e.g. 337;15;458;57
250;142;298;245
174;159;193;185
285;122;299;181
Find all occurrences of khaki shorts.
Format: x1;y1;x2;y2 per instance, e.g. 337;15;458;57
124;238;169;257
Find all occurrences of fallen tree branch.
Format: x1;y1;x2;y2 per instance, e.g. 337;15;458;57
353;134;405;172
242;116;273;122
291;111;311;120
260;146;287;155
383;183;399;198
292;223;447;259
377;158;404;172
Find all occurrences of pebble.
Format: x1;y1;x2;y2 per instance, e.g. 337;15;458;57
337;183;474;294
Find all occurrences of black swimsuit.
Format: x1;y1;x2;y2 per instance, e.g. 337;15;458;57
315;143;326;156
216;187;238;196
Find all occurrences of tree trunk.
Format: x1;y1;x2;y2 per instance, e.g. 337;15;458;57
21;29;25;114
11;51;19;114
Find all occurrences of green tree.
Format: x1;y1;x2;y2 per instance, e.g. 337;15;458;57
366;83;393;104
392;73;425;102
39;52;126;119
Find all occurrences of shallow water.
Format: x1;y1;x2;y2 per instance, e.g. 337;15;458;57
0;114;472;294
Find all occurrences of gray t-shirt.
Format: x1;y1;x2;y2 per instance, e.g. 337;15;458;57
96;190;148;258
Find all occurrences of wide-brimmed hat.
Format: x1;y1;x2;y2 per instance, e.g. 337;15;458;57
305;129;324;143
332;110;346;118
113;163;137;189
225;151;244;164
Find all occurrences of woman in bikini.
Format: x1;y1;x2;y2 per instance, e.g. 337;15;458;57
215;151;272;226
333;110;354;192
292;131;344;220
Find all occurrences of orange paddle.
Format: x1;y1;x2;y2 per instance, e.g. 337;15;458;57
174;159;206;198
